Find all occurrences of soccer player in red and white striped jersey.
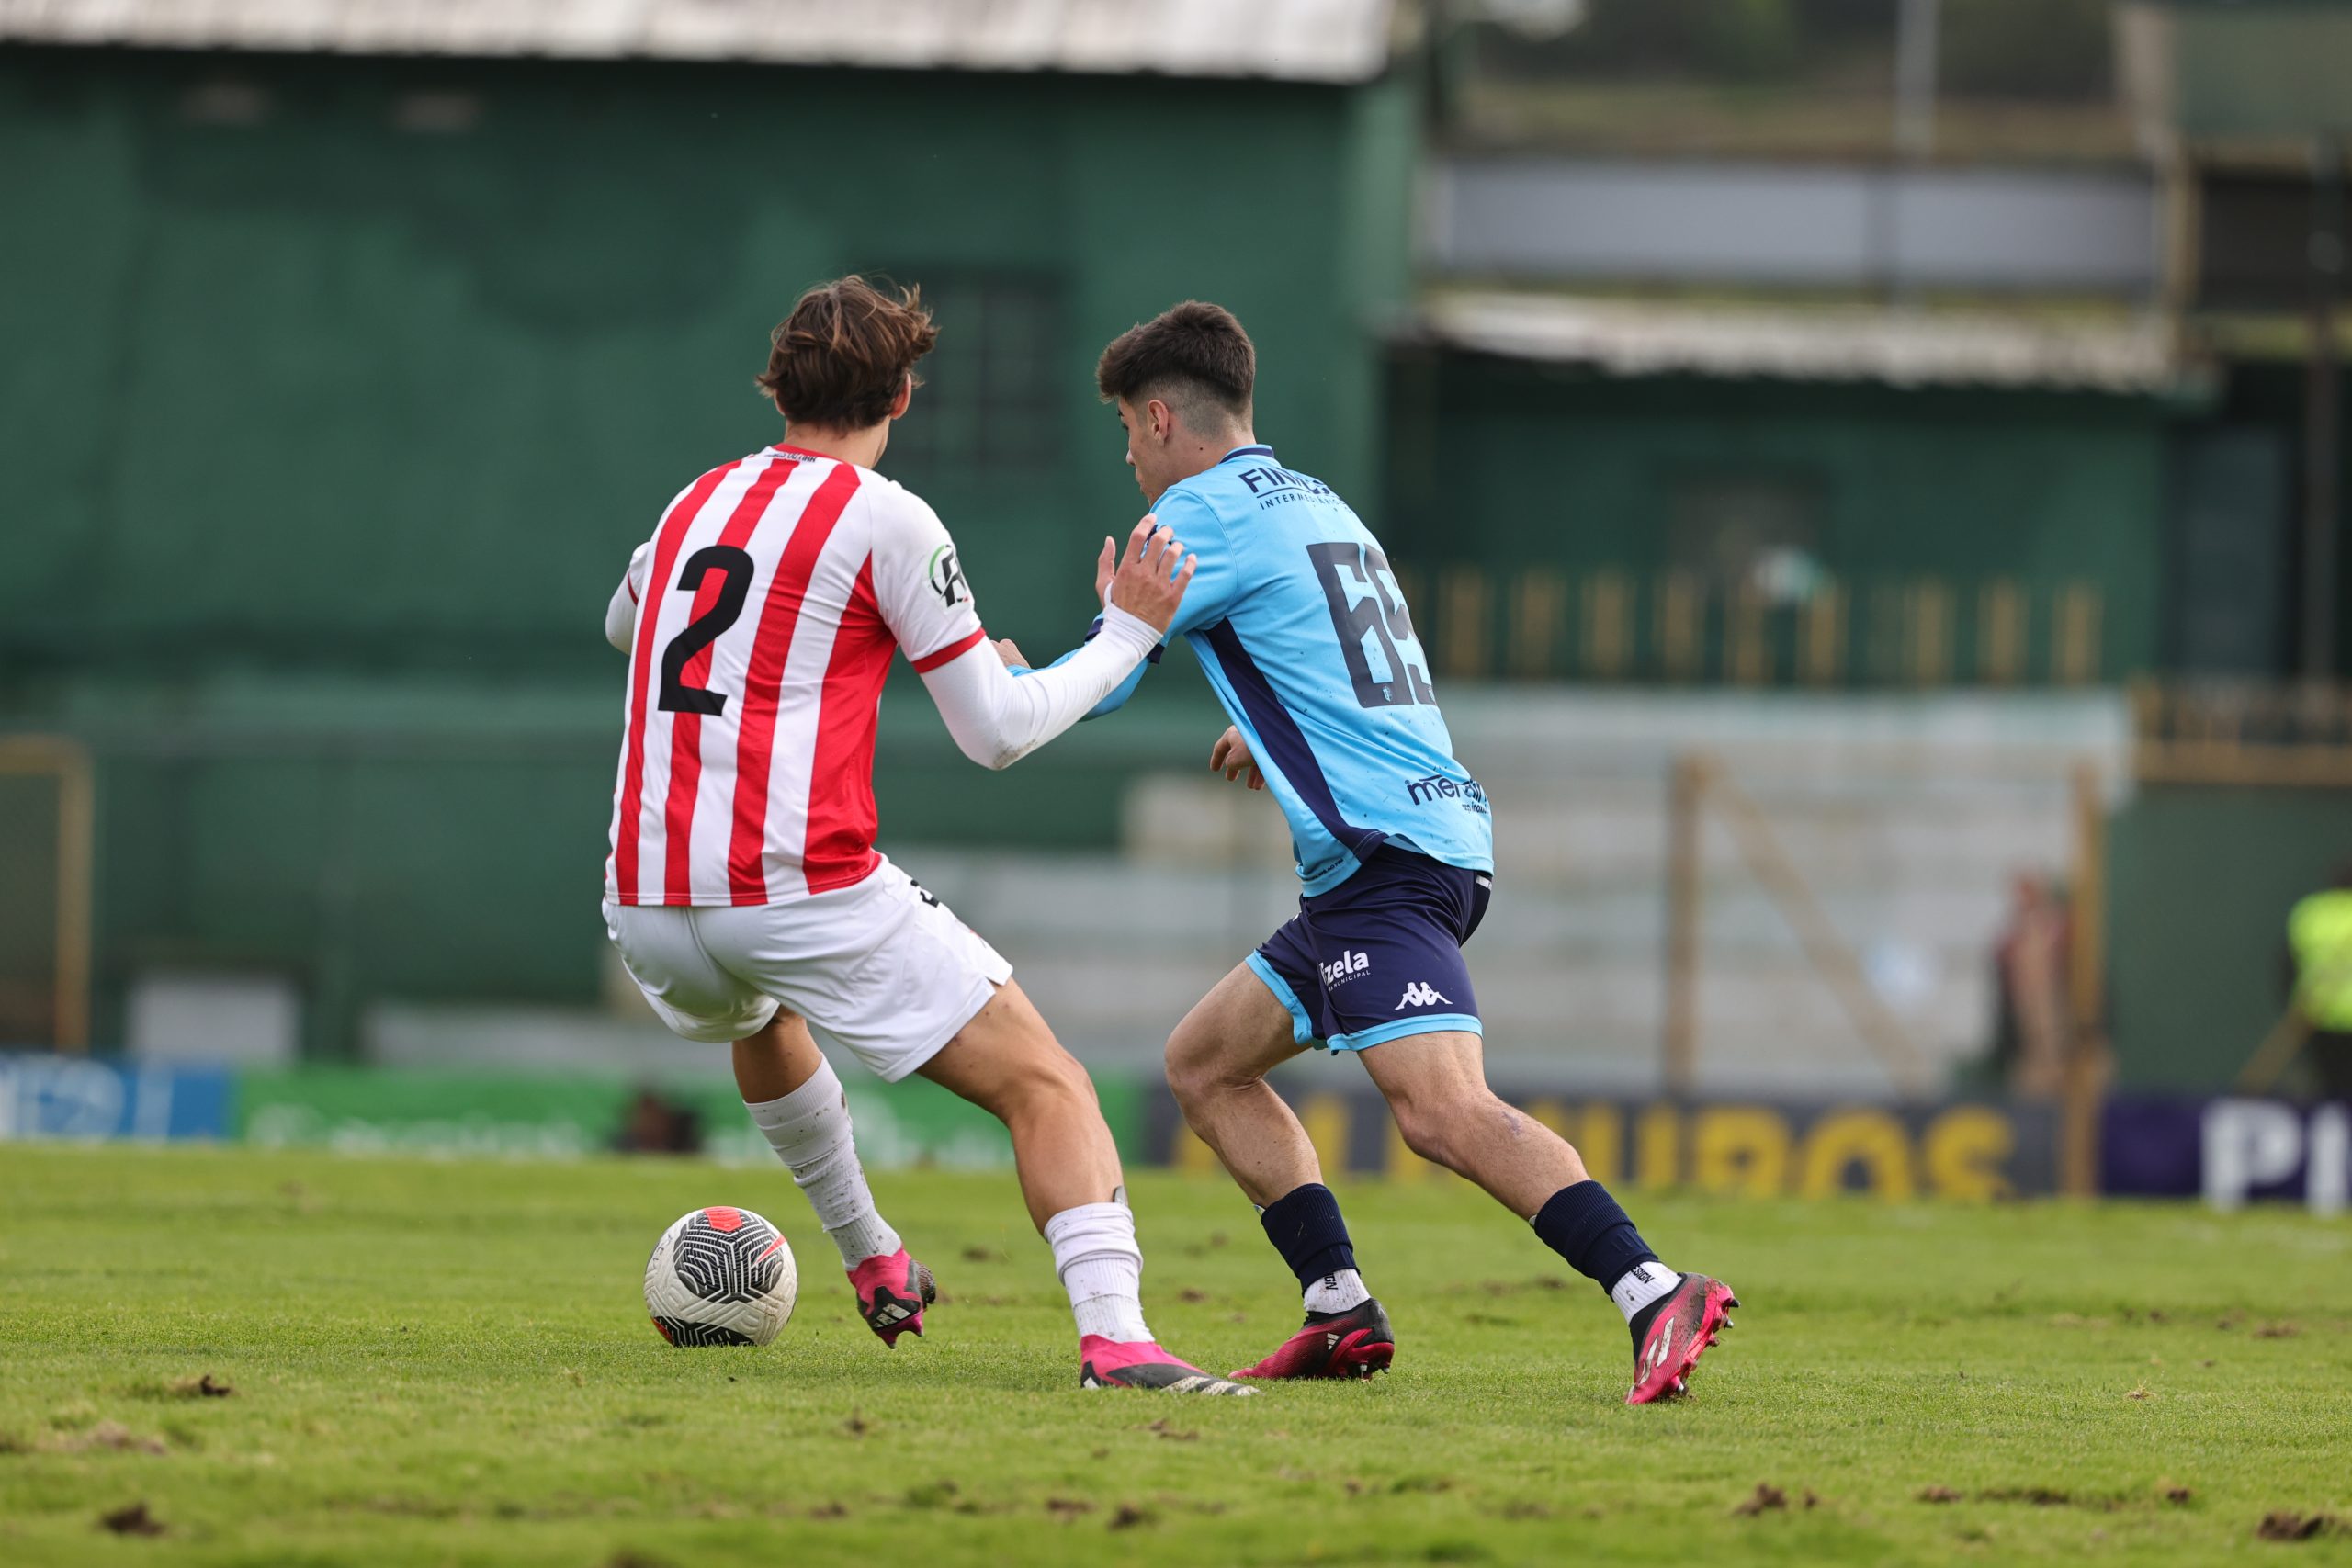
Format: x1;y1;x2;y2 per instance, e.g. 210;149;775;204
601;277;1248;1394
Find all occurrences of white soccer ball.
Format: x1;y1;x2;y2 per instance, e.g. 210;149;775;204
644;1206;797;1347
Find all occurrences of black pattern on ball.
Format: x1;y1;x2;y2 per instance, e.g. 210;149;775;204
672;1208;786;1304
652;1316;756;1348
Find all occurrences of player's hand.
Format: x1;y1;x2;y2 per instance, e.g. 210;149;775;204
1094;536;1116;605
1106;514;1194;636
991;637;1030;668
1210;725;1265;791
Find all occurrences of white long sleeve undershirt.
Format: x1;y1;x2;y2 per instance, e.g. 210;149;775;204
918;606;1159;771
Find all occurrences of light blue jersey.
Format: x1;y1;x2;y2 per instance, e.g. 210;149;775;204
1087;446;1492;896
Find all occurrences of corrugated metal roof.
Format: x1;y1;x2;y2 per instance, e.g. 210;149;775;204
0;0;1397;82
1417;292;2196;395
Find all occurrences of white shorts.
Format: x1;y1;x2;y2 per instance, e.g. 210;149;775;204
603;856;1012;1082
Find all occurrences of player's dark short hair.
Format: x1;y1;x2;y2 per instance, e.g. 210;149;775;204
1095;301;1255;430
756;276;939;430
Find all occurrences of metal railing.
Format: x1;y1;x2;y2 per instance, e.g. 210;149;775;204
2133;678;2352;785
1396;566;2108;688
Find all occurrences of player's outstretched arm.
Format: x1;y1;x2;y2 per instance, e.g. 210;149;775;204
920;518;1193;770
999;601;1157;721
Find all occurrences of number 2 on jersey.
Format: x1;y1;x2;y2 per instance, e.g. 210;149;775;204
658;545;755;715
1306;541;1434;708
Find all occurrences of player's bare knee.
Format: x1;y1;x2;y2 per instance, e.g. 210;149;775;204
989;1044;1097;1123
1388;1097;1457;1168
1162;1021;1221;1103
1166;1036;1264;1111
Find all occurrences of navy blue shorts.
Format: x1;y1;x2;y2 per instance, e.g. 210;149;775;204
1246;848;1491;1053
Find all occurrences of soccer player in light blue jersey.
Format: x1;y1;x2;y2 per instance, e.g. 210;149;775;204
1029;303;1737;1404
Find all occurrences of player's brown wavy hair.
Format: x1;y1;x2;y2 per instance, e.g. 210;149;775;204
756;276;939;430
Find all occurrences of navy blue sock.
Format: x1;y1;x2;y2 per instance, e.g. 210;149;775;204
1258;1182;1357;1286
1531;1180;1658;1292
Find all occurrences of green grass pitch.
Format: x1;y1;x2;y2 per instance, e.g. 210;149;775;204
3;1144;2349;1565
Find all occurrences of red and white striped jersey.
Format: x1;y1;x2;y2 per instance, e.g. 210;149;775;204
605;444;986;906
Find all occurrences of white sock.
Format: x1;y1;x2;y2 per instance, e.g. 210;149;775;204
1609;1259;1681;1323
1043;1200;1152;1344
744;1060;900;1269
1304;1268;1371;1314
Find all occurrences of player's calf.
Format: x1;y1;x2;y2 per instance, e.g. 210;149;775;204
741;1054;933;1348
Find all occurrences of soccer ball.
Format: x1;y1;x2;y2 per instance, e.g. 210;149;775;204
643;1206;797;1347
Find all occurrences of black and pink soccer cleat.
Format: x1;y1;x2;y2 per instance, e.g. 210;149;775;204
1079;1336;1257;1395
1626;1273;1737;1404
848;1248;936;1348
1231;1296;1396;1381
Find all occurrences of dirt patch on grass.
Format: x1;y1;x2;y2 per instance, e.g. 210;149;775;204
51;1422;167;1456
99;1502;165;1537
1109;1503;1152;1530
1446;1276;1572;1298
1134;1418;1197;1441
1733;1484;1788;1517
2259;1511;2347;1541
1920;1483;2190;1514
1046;1497;1093;1519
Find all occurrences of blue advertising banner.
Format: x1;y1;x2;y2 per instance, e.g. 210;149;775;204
0;1054;234;1142
2102;1095;2348;1211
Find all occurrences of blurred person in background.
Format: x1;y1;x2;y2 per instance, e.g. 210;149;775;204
2287;863;2352;1102
1989;871;2071;1098
614;1086;703;1155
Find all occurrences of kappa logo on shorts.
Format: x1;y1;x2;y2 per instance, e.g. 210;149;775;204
1395;982;1452;1010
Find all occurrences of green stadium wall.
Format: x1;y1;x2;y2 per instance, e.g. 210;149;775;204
0;46;1413;1052
0;47;1414;677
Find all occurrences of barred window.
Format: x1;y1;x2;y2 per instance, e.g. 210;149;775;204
887;272;1065;483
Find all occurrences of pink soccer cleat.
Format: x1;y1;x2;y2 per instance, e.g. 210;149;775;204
847;1249;936;1348
1231;1297;1396;1381
1626;1273;1737;1405
1079;1336;1257;1395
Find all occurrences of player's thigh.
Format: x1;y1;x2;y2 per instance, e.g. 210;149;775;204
914;978;1100;1120
1354;1027;1494;1119
1166;960;1309;1092
696;861;1011;1084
